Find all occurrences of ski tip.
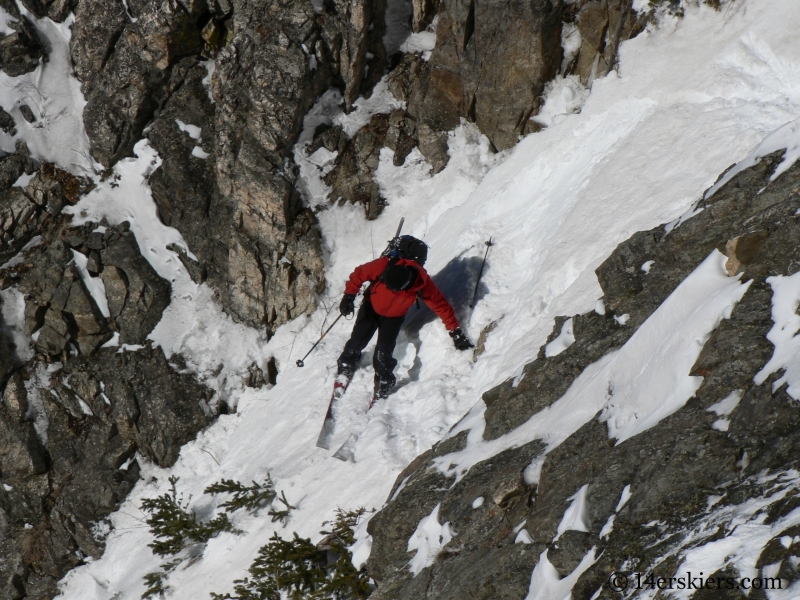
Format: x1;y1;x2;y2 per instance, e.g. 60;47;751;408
332;450;353;462
332;433;358;462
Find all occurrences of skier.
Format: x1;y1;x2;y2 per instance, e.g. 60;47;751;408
336;235;473;405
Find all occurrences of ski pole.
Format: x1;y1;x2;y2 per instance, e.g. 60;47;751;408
296;313;343;367
469;237;493;308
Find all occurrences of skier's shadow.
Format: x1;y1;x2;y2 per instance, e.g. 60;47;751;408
394;255;489;388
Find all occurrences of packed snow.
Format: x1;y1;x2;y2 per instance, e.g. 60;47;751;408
51;1;800;598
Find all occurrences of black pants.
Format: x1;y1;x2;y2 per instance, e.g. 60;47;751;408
337;298;404;389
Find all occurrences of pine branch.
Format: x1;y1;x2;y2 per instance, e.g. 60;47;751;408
205;477;278;514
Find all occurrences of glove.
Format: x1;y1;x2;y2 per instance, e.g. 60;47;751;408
449;327;473;351
340;293;356;316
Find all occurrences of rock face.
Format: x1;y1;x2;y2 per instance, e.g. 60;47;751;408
0;0;48;77
563;0;642;86
319;110;418;219
14;221;172;358
0;345;214;600
0;156;216;599
406;0;562;168
70;0;388;331
365;151;800;597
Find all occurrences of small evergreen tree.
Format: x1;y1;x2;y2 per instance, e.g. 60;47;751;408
205;477;278;514
210;508;371;600
141;476;236;557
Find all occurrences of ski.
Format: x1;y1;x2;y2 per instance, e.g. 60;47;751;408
331;393;382;462
316;376;349;450
332;433;358;462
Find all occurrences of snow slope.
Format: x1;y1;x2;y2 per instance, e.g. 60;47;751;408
53;1;800;598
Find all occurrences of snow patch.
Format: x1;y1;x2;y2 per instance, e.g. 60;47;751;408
349;512;374;570
433;250;750;482
531;75;590;129
407;504;455;576
545;318;574;358
71;250;110;318
705;116;800;200
175;119;202;140
561;22;581;72
1;286;32;361
515;529;533;544
754;272;800;398
525;547;597;600
613;313;630;325
556;484;591;539
599;515;615;539
615;484;632;512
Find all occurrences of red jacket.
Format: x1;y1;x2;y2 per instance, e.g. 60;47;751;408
345;257;459;330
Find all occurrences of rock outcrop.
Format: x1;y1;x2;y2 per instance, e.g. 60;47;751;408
563;0;643;86
70;0;389;331
14;221;172;358
405;0;562;169
365;150;800;597
0;344;214;600
317;109;418;219
0;0;48;77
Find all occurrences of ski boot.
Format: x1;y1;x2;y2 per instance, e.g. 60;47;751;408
369;376;395;410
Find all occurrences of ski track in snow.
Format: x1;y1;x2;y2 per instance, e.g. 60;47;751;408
52;1;800;597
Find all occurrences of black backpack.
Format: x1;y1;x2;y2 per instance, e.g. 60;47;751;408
381;235;428;264
378;235;428;292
